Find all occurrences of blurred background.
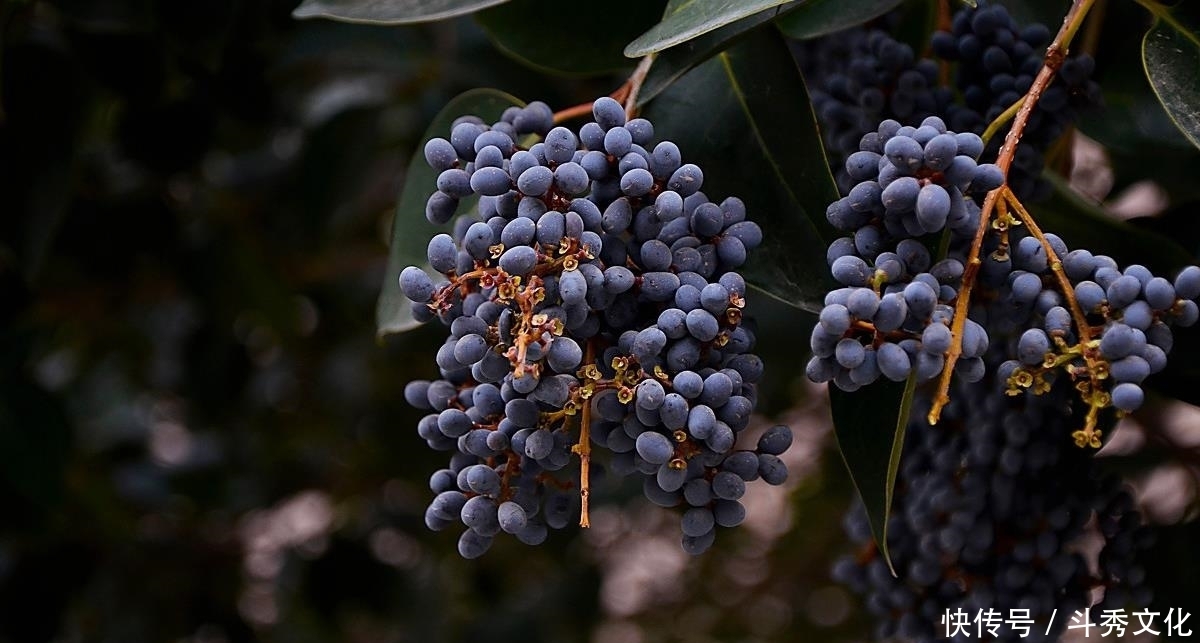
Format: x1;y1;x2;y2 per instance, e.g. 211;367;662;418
1;1;1199;642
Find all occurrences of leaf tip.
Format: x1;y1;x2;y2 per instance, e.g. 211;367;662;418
623;40;653;59
290;3;318;19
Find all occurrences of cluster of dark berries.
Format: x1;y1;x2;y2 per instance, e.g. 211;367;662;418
791;5;1175;639
796;27;954;192
992;249;1200;445
795;1;1100;202
809;112;1200;444
808;117;1002;390
834;377;1153;643
933;1;1102;201
399;97;791;558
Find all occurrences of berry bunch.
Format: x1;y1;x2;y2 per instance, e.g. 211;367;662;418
400;97;791;557
807;117;1002;390
796;2;1100;203
932;1;1102;201
808;111;1200;445
787;3;1176;639
993;249;1200;445
834;379;1152;643
796;27;953;192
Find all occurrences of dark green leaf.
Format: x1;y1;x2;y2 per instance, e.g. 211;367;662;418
1081;0;1192;154
1107;145;1200;207
625;0;794;57
1080;93;1187;156
642;28;837;312
829;376;917;573
1079;0;1200;203
1142;13;1200;151
292;0;509;24
636;1;801;105
1034;172;1193;276
1001;0;1070;31
376;89;523;338
775;0;903;40
887;0;939;57
476;0;668;76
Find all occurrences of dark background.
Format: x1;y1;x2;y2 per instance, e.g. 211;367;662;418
1;1;1199;642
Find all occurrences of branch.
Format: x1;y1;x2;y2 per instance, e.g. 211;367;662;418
573;338;597;528
552;54;657;125
928;0;1099;425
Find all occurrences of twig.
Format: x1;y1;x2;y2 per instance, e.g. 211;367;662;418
573;338;596;528
553;102;595;125
623;54;657;119
928;0;1099;425
935;0;953;86
928;188;1002;424
980;97;1024;146
1002;190;1095;348
1004;190;1110;445
551;54;657;125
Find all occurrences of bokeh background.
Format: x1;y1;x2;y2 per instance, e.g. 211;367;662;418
2;1;1199;642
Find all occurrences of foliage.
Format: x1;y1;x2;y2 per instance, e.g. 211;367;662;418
4;0;1200;640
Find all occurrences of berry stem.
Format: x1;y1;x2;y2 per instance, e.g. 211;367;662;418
551;54;655;125
552;102;595;125
573;337;597;528
1002;189;1108;446
993;0;1097;177
928;187;1001;424
623;53;657;119
935;0;953;86
1002;189;1095;348
980;96;1024;146
927;0;1098;425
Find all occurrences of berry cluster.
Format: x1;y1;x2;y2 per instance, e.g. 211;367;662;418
808;111;1200;445
793;4;1177;639
994;252;1200;445
400;97;791;557
796;27;953;192
807;118;1002;390
932;1;1102;201
795;2;1100;202
834;378;1152;643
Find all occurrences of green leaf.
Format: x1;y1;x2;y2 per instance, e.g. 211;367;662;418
636;1;801;105
1035;172;1193;276
1078;0;1200;204
1142;13;1200;151
1001;0;1069;31
625;0;794;57
292;0;509;25
376;89;523;339
775;0;903;40
829;376;917;573
476;0;668;76
1081;0;1193;154
641;28;837;312
1081;59;1196;156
